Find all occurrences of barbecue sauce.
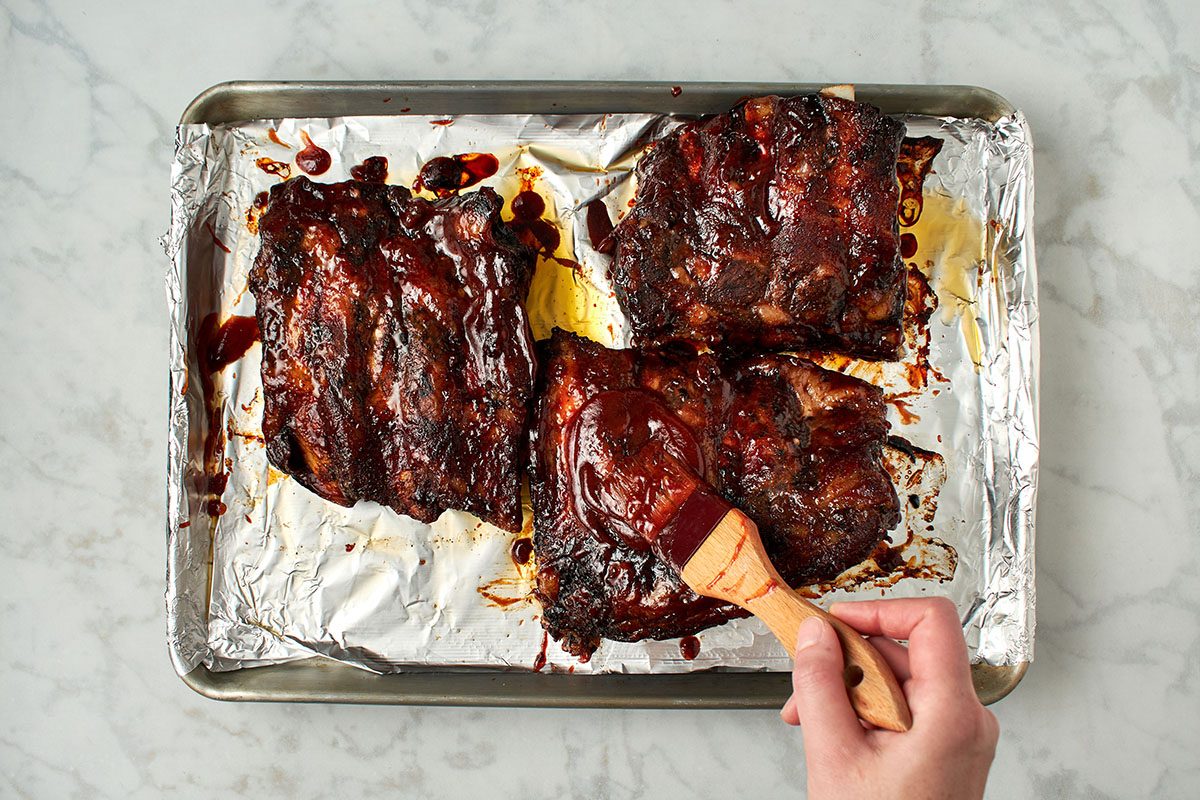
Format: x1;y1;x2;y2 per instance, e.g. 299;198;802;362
205;222;232;254
196;314;260;519
256;158;291;179
509;189;561;255
199;315;259;375
296;131;331;176
533;631;549;671
679;635;700;660
585;199;615;255
897;136;943;227
566;389;705;552
245;191;270;234
350;156;389;183
414;152;499;196
510;537;534;566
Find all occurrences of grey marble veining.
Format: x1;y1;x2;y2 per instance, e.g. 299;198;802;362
1;0;1197;797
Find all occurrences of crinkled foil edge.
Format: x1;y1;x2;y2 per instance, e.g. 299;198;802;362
979;112;1038;664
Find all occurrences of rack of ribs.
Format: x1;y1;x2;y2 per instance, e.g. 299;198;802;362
611;94;907;360
529;329;900;658
249;177;536;532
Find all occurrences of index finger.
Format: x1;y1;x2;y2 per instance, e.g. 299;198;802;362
830;598;974;704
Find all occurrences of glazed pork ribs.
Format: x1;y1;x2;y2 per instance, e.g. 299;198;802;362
529;330;900;658
249;177;536;532
612;94;907;359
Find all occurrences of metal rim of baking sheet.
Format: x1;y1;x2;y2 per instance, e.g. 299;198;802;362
172;80;1031;708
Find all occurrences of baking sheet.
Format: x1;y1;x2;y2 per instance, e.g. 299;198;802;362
165;102;1036;676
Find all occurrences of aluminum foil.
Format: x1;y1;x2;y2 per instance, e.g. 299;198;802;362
165;107;1037;675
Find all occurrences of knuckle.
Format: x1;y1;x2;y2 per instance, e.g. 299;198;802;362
955;707;1000;749
979;708;1000;745
942;712;976;741
792;662;833;692
926;596;958;621
932;703;989;741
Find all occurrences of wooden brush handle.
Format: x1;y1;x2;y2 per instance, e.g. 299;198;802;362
680;508;912;732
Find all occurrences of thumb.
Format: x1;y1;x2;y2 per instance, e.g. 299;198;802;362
788;616;865;750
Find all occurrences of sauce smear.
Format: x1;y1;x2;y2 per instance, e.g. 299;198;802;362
256;158;291;179
566;388;704;552
245;191;270;234
205;222;232;254
896;137;943;227
196;314;261;522
533;631;549;671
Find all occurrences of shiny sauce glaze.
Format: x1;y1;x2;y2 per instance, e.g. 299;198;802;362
585;199;615;255
249;179;534;531
565;388;705;552
679;635;700;660
295;131;332;176
609;94;909;358
199;314;259;377
350;156;389;183
510;537;534;566
414;152;499;197
508;189;561;256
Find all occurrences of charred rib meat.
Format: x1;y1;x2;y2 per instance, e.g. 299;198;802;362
529;329;900;657
612;94;907;359
249;177;536;532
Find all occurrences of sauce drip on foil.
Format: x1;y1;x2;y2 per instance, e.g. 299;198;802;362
533;631;549;671
896;136;943;227
195;314;260;518
510;537;534;566
296;131;332;176
585;199;615;255
350;156;389;183
509;189;561;256
256;158;291;179
679;635;700;660
414;152;499;196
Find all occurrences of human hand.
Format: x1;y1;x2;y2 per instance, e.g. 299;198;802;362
781;597;998;800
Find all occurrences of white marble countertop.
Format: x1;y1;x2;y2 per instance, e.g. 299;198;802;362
2;0;1197;796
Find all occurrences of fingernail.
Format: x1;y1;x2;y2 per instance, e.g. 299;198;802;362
795;617;826;651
